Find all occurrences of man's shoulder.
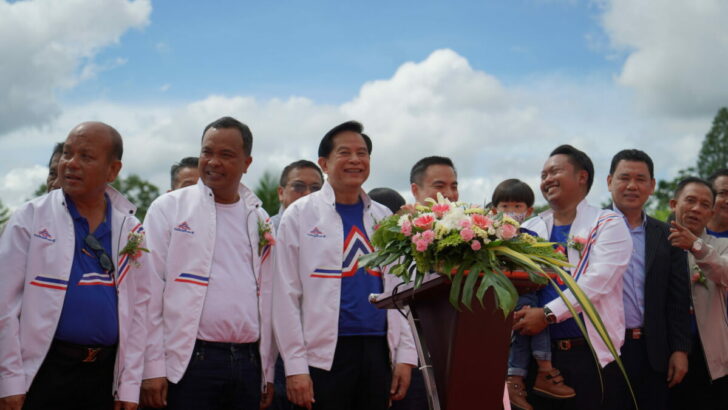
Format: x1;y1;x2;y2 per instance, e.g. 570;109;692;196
705;234;728;255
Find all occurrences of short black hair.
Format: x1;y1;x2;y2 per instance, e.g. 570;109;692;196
279;160;323;187
708;168;728;186
491;179;535;208
318;121;372;158
107;125;123;161
674;176;716;203
368;187;406;214
202;116;253;156
409;156;457;185
609;149;654;179
550;144;594;193
170;156;199;187
49;142;64;167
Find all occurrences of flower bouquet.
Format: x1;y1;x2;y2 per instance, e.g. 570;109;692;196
358;193;572;315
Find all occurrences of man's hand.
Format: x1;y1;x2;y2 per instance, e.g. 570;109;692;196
668;221;698;251
390;363;414;401
512;306;548;336
260;382;274;409
667;351;689;388
140;377;168;408
113;401;138;410
0;394;25;410
286;374;314;409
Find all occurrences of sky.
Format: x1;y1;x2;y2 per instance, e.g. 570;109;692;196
1;0;727;209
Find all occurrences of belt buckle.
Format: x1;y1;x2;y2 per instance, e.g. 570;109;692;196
82;348;101;363
632;328;642;340
558;340;572;350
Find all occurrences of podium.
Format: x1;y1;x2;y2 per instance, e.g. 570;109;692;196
373;272;543;410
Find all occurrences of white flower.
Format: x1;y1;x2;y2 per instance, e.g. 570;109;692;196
439;206;468;233
397;214;411;227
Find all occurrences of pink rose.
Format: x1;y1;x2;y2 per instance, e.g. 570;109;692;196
460;227;474;242
459;219;472;229
691;273;700;283
401;220;412;236
416;240;428;252
411;233;422;243
573;236;587;245
133;250;143;260
499;224;517;240
471;240;481;251
432;203;451;217
422;229;435;243
472;214;493;230
413;214;435;230
264;231;276;246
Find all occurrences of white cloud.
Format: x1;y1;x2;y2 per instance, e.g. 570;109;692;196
1;48;715;212
601;0;728;117
0;165;48;208
0;0;151;134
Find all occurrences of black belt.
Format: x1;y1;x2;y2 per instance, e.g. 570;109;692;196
551;338;587;351
50;339;117;363
625;328;644;340
195;339;258;351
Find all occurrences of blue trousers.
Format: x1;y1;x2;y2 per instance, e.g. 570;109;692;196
166;340;262;410
508;292;552;377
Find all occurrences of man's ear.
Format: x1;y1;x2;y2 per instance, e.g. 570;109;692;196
410;183;419;204
277;186;284;202
107;160;122;183
317;157;329;174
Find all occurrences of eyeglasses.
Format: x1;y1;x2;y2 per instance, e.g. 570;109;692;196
84;234;115;274
288;181;322;194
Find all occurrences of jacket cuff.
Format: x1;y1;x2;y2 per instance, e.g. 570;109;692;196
115;381;141;404
670;338;693;355
142;359;166;380
284;357;310;377
0;376;26;399
395;348;419;367
546;299;571;322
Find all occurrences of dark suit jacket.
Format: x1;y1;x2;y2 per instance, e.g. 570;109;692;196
609;208;692;372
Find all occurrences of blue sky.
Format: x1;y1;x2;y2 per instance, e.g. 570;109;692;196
1;0;726;208
70;1;619;104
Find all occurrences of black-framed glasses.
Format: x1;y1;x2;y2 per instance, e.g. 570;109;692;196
84;234;115;274
288;181;322;194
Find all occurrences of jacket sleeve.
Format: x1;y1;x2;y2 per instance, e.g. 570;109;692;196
116;220;153;403
693;238;728;288
272;207;309;376
258;210;278;385
547;216;632;321
666;230;692;354
383;273;418;366
0;208;31;398
141;200;171;380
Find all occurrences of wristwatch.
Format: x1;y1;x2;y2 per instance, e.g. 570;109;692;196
543;307;557;325
691;238;704;254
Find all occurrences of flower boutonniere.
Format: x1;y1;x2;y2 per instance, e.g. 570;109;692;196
567;235;588;257
691;265;707;287
258;219;275;256
119;231;150;268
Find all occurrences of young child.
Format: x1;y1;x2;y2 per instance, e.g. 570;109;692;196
492;179;576;410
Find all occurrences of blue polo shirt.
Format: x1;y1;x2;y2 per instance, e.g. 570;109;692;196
336;200;386;336
707;228;728;238
55;194;119;346
538;224;584;339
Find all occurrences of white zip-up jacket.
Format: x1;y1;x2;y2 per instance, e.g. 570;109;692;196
273;182;418;376
142;180;276;386
522;199;632;367
0;187;151;402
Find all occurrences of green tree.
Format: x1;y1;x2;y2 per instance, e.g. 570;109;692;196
254;171;280;216
0;199;11;226
111;174;160;221
652;107;728;217
697;107;728;178
34;184;47;197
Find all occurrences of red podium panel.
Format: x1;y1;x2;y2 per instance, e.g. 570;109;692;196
373;272;542;410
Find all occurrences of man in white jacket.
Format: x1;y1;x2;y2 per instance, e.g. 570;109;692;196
273;121;417;410
0;122;151;410
141;117;276;409
513;144;632;410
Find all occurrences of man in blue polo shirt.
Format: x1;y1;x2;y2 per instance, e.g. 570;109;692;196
0;122;151;410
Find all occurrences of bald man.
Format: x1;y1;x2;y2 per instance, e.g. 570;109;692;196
0;122;152;410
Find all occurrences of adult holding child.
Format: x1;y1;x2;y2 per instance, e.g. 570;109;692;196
513;145;632;410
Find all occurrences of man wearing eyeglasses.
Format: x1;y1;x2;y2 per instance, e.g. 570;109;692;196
141;117;277;409
270;160;324;232
0;122;151;410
